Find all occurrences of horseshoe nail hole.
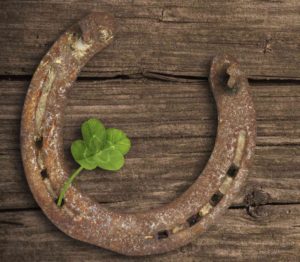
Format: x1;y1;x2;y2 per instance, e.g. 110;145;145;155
40;169;48;180
227;164;239;178
222;72;230;87
187;213;202;227
34;136;43;149
210;191;224;207
54;198;65;208
157;230;169;240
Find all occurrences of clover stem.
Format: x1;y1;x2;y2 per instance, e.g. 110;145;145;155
57;166;84;207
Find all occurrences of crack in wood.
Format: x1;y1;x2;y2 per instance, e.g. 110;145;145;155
2;202;300;214
1;73;300;83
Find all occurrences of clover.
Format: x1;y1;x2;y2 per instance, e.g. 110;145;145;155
57;118;131;207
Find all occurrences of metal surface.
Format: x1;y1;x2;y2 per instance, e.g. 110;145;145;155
21;12;256;256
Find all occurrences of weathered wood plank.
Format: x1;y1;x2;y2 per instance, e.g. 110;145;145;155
1;205;299;261
1;144;299;210
0;79;299;210
1;1;300;79
1;1;299;260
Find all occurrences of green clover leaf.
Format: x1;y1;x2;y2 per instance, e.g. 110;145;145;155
97;148;125;171
81;118;106;154
57;119;131;207
105;128;131;155
70;140;98;170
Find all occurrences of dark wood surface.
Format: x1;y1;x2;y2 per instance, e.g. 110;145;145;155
0;1;299;261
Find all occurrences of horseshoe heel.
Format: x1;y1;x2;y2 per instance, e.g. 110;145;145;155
21;13;256;256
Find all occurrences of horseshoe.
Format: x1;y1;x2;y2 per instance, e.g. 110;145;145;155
21;12;256;256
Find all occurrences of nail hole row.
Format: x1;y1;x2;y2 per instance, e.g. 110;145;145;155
151;163;239;240
40;168;65;207
176;128;246;237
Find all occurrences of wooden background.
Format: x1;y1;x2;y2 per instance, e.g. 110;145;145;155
0;1;299;261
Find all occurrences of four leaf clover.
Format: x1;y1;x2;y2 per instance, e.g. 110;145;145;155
57;118;131;206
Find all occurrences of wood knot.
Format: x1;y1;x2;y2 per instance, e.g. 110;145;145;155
263;35;272;54
244;189;271;218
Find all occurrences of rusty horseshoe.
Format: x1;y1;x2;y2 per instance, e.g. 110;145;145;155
21;13;256;256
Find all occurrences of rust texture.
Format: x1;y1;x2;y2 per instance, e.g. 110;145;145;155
21;13;256;256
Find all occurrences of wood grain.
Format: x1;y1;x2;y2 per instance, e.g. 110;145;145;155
1;205;299;261
0;79;299;211
0;1;299;260
1;0;300;79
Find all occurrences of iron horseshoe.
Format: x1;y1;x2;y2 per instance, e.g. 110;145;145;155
21;12;256;256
